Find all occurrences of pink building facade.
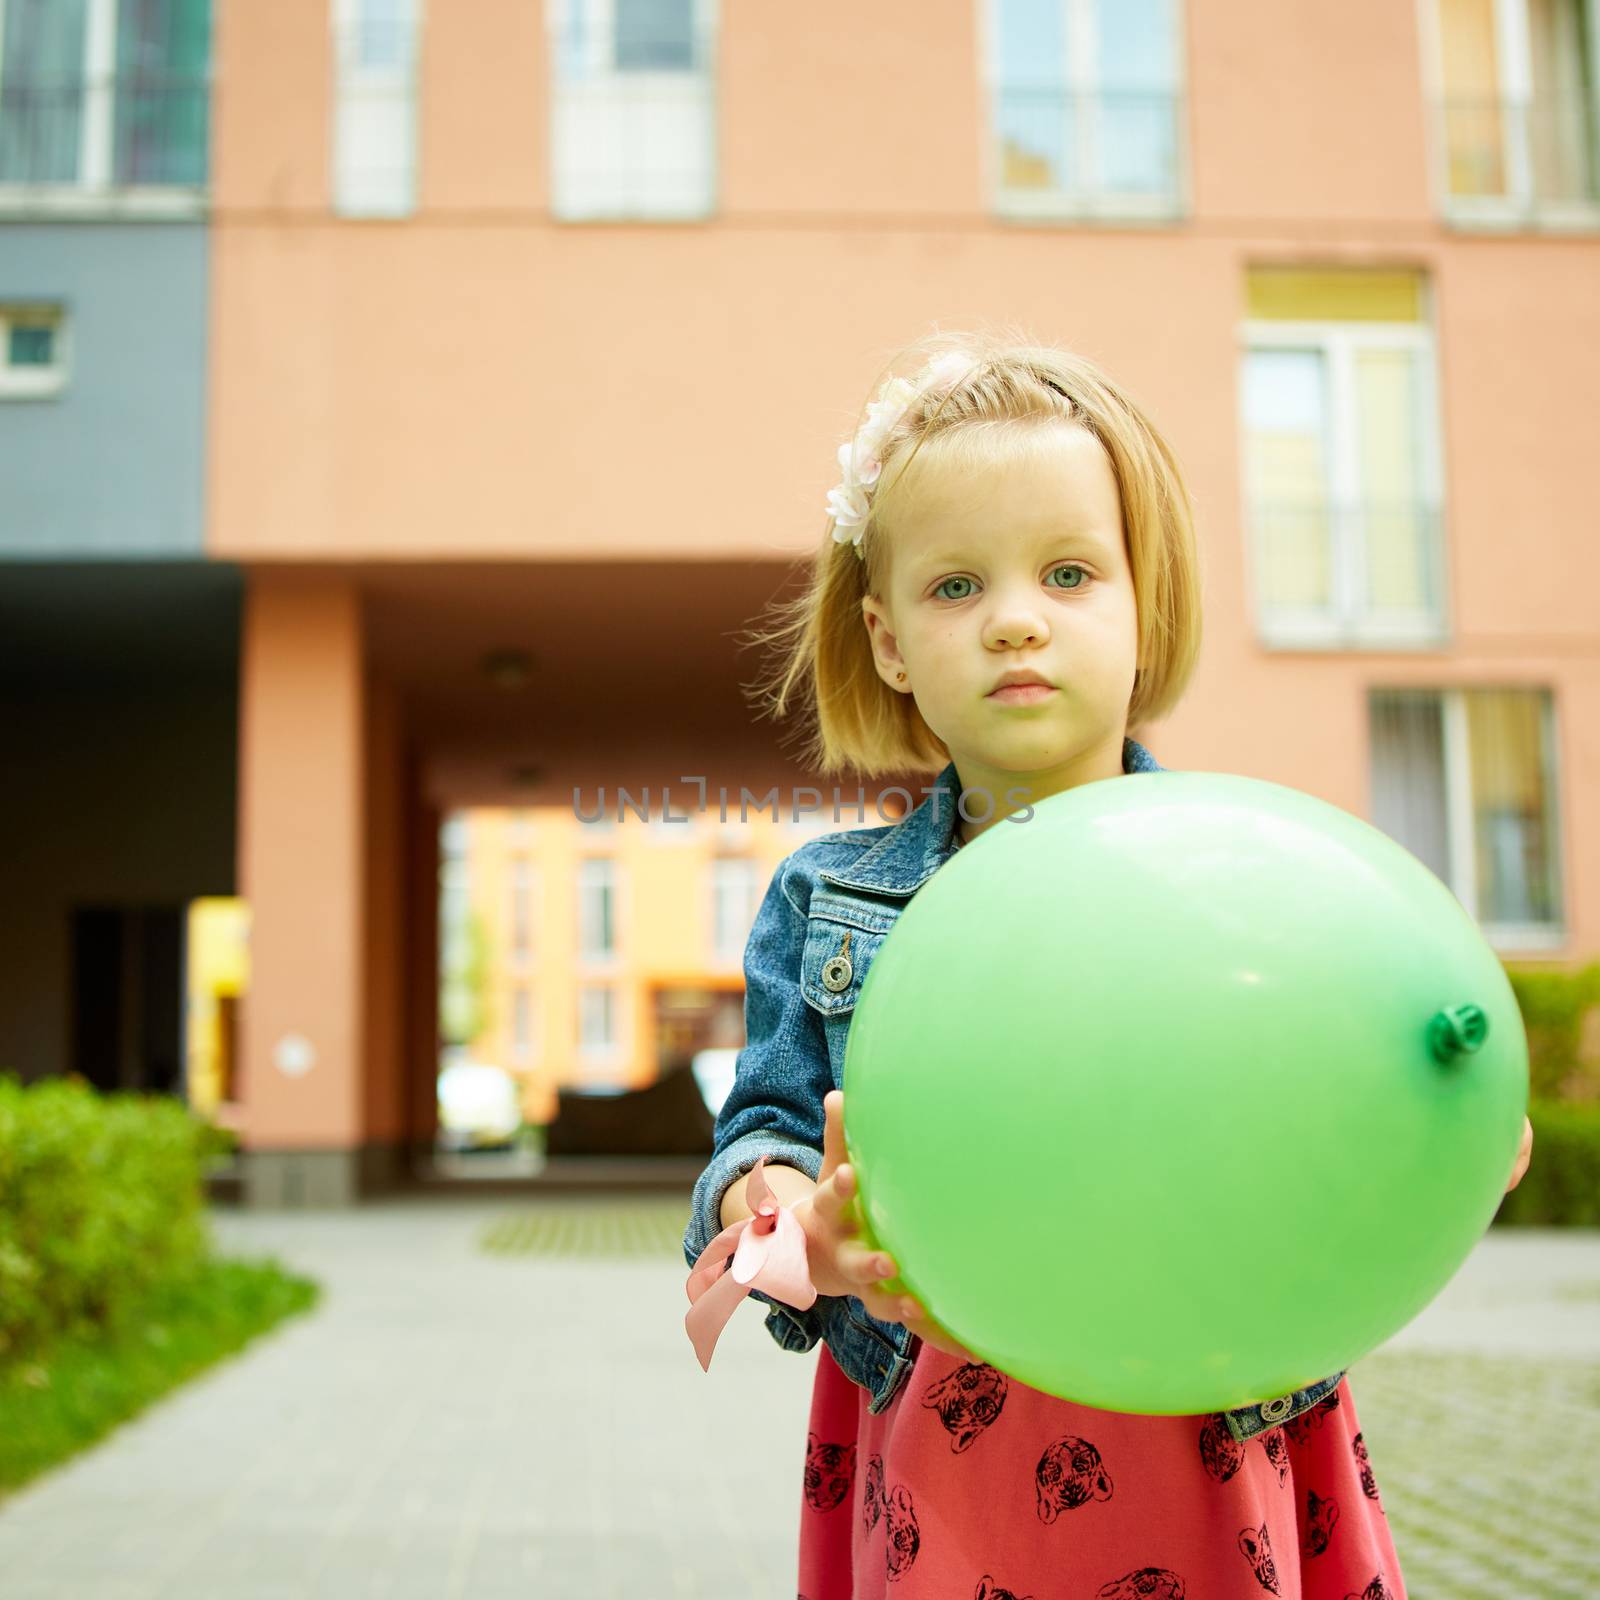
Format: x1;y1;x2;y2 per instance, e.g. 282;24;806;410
196;0;1600;1200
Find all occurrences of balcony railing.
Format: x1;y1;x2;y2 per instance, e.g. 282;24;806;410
991;86;1182;214
550;72;715;220
1439;93;1600;214
0;73;208;190
1247;499;1447;644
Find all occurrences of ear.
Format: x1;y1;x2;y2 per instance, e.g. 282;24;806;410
860;593;910;694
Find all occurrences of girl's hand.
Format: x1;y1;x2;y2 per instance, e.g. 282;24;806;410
1504;1115;1533;1194
792;1091;980;1364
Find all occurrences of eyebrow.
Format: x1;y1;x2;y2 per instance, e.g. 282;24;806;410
915;528;1117;569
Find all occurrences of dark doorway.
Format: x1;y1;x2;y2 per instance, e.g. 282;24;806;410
69;905;185;1096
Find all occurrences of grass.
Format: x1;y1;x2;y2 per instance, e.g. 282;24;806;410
0;1255;320;1501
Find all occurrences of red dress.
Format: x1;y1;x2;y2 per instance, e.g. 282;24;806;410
798;1340;1406;1600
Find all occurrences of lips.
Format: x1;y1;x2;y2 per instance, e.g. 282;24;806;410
989;671;1054;693
987;682;1056;704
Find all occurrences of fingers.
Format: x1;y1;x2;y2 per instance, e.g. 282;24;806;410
835;1235;894;1290
816;1089;845;1184
1505;1116;1534;1194
808;1155;859;1232
835;1236;926;1324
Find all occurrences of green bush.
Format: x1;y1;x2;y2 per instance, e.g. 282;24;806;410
1504;960;1600;1103
1493;1100;1600;1228
0;1073;219;1366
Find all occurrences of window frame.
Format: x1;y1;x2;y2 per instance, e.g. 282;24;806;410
508;856;536;970
510;983;535;1066
0;0;209;216
1369;685;1566;950
576;855;621;966
0;300;69;399
576;981;626;1071
1238;310;1451;652
709;854;761;968
1421;0;1600;229
330;0;423;219
980;0;1190;224
546;0;720;223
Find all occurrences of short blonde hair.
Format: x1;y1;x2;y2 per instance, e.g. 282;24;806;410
740;325;1204;779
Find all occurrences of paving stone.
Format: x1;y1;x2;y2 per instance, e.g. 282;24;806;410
0;1201;1592;1598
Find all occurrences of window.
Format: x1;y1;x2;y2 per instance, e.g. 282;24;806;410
510;859;534;964
1240;268;1447;650
0;301;67;397
332;0;421;217
1431;0;1600;222
511;985;534;1065
0;0;209;200
547;0;716;220
577;857;617;960
438;813;470;964
986;0;1185;219
578;983;623;1067
1370;687;1564;945
440;812;469;857
710;856;762;966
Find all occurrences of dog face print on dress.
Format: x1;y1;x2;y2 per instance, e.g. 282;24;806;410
922;1362;1009;1453
1261;1427;1290;1487
1344;1579;1395;1600
883;1484;921;1582
1034;1434;1114;1523
1352;1432;1381;1504
1095;1568;1185;1599
1283;1388;1341;1445
1198;1415;1245;1483
975;1576;1034;1600
1237;1523;1280;1594
1302;1489;1340;1558
803;1433;855;1512
862;1452;886;1534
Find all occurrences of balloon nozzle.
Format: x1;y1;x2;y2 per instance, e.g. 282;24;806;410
1428;1004;1489;1064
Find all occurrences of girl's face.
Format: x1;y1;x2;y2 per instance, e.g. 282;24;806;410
860;421;1142;823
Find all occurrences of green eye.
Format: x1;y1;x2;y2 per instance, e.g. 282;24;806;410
934;576;975;601
1049;564;1087;589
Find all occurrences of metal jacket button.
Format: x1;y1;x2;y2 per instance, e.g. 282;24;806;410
821;930;853;992
1259;1395;1293;1423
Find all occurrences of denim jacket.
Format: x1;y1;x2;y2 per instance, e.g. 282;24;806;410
682;738;1345;1441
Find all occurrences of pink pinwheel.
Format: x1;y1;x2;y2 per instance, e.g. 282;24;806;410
685;1156;818;1371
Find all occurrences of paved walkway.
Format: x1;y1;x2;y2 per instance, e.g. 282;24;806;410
0;1200;1595;1599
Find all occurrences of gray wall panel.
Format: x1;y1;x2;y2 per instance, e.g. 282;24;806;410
0;224;207;557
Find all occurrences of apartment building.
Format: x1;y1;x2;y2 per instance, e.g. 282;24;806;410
1;0;1594;1203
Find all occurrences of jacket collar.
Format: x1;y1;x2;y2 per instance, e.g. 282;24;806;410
817;736;1165;899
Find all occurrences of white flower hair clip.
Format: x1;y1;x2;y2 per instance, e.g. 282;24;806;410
826;350;975;559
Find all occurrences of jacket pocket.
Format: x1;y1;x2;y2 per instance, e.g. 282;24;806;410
798;891;895;1018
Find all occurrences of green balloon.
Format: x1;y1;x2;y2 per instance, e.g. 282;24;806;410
842;771;1528;1414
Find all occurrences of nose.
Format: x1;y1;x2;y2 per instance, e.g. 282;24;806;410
982;586;1052;652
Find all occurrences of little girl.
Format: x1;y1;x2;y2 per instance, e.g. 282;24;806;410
683;328;1414;1600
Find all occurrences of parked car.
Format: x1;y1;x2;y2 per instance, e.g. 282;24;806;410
436;1057;522;1150
691;1046;739;1119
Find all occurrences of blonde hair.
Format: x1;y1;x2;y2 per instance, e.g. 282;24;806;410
740;325;1204;779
